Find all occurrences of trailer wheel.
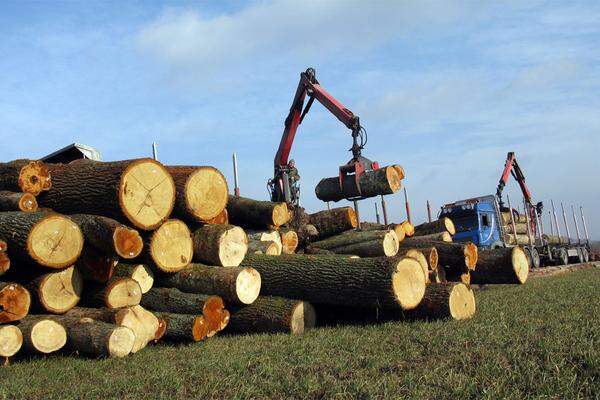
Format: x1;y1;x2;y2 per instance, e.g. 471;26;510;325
529;247;540;269
582;248;589;263
555;248;568;266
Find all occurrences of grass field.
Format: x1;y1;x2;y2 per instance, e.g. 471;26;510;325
2;267;598;399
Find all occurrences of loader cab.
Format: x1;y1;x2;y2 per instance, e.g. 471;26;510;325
439;195;502;248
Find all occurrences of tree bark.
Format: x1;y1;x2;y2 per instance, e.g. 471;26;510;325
112;263;154;293
246;230;282;254
0;325;22;357
241;254;425;310
192;224;247;267
396;246;438;270
227;296;316;335
157;263;261;305
80;277;142;309
401;240;477;272
309;229;399;257
156;312;208;342
402;283;475;320
0;159;51;195
247;240;281;255
0;282;31;322
75;245;118;283
414;218;455;236
470;247;529;284
165;166;229;223
0;211;83;268
315;166;401;202
39;159;176;231
308;207;358;238
0;191;38;212
16;266;82;314
361;223;406;242
227;195;290;228
69;214;143;259
136;219;193;273
18;316;67;354
404;231;452;243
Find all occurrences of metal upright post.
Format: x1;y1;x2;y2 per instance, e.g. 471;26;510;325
571;205;581;245
354;200;361;230
403;188;412;224
507;195;518;243
551;200;561;239
152;142;158;161
380;195;388;225
326;202;330;211
426;200;432;223
375;203;381;224
523;199;533;247
548;211;554;236
232;153;240;197
580;206;590;246
560;202;571;244
535;207;544;244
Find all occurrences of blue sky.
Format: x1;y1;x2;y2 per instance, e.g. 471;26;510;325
1;1;599;238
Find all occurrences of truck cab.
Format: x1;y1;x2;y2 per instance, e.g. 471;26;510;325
439;195;504;249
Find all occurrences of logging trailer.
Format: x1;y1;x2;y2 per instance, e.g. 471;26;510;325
438;152;591;268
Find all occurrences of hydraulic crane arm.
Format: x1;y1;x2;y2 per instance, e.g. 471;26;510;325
496;152;543;218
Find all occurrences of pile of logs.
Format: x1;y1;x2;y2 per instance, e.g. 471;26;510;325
0;158;530;363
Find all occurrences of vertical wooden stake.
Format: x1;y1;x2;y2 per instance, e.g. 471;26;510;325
403;187;411;224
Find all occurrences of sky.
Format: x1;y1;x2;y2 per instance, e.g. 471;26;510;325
1;0;599;238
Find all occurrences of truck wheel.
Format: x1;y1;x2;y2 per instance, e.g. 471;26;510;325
490;241;505;249
555;248;568;266
582;248;589;263
529;247;541;269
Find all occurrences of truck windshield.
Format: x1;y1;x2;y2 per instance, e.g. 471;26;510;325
440;210;478;233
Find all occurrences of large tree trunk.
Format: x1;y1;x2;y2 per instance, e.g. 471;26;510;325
137;219;193;273
75;245;118;283
471;247;529;284
192;224;247;267
40;159;176;231
361;223;406;242
241;254;425;310
396;246;438;271
308;207;358;238
112;263;154;293
18;266;82;314
403;283;475;320
0;212;83;268
69;214;143;259
157;264;261;305
398;250;429;283
247;240;281;255
0;160;51;195
65;305;162;353
18;316;67;354
166;166;229;223
414;218;455;236
0;191;38;212
309;229;399;257
405;231;452;242
226;296;316;335
156;312;208;342
81;277;142;309
315;166;401;202
0;325;22;357
401;241;477;272
227;195;290;228
0;282;31;322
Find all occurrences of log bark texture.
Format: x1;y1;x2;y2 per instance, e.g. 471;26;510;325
75;244;118;283
192;224;247;267
112;263;154;293
81;277;142;309
309;229;399;257
0;282;31;322
0;160;51;195
0;191;38;212
402;283;475;320
247;240;281;255
156;312;208;342
414;218;455;236
227;195;290;228
308;207;358;238
470;247;529;284
315;166;401;202
401;241;477;271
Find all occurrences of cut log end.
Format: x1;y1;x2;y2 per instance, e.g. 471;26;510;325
29;320;67;353
185;167;229;221
449;283;476;320
0;283;31;323
386;166;402;193
401;221;415;237
428;247;439;270
150;219;193;272
392;257;426;310
114;227;144;259
106;278;142;309
392;224;405;242
272;203;290;227
236;267;262;304
39;266;82;314
130;264;154;293
119;159;176;230
392;164;405;181
107;325;136;358
406;249;429;282
444;218;456;235
280;230;299;254
192;315;209;341
0;252;10;274
18;193;38;212
290;301;316;334
383;230;400;257
464;242;478;270
0;325;22;357
218;226;248;267
512;247;530;284
29;215;84;268
18;161;51;195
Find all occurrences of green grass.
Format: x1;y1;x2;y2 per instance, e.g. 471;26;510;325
2;268;599;400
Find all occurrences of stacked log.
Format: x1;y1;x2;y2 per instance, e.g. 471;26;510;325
227;195;290;229
308;229;399;257
315;165;402;202
413;218;455;236
308;207;357;239
0;160;51;195
0;191;38;212
471;247;529;284
192;224;247;267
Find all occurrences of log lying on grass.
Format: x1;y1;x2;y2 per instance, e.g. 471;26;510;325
69;214;143;259
414;217;455;236
166;166;229;223
226;296;316;335
471;247;529;284
0;160;51;195
315;166;401;202
0;191;38;212
192;224;247;267
81;277;142;309
308;207;357;238
0;325;22;358
247;240;281;255
41;159;175;231
0;212;83;268
241;254;425;310
20;266;82;314
65;306;162;353
156;312;208;342
309;229;399;257
403;283;475;321
227;195;290;228
138;219;193;273
62;317;135;358
0;282;31;322
112;263;154;293
18;316;67;354
157;264;261;305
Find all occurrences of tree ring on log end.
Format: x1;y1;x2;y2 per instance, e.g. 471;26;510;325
18;161;51;195
185;167;229;221
30;320;66;353
19;193;38;212
383;230;400;257
0;283;31;323
406;249;429;281
290;301;316;334
0;325;22;357
392;257;426;310
219;226;248;267
444;218;456;235
113;227;143;259
428;247;439;270
105;278;142;308
108;326;135;357
192;316;209;341
386;166;402;193
464;243;478;270
119;159;175;230
392;164;405;181
449;283;476;320
512;247;529;284
271;203;290;227
236;267;261;304
29;215;84;268
150;219;193;273
40;267;82;313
